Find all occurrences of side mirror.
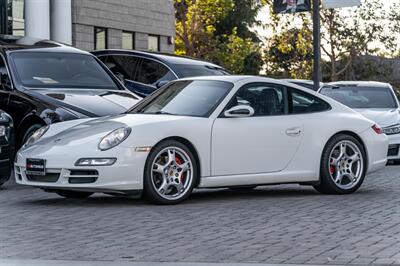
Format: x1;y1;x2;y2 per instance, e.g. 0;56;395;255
156;80;170;88
224;105;255;118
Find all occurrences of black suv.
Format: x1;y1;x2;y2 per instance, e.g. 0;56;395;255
0;36;141;146
0;110;13;186
92;50;229;97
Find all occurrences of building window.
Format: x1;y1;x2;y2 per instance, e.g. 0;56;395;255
122;31;134;50
0;0;24;35
148;35;160;52
11;0;24;36
94;27;107;50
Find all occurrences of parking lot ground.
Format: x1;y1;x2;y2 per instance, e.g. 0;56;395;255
0;259;341;266
1;166;400;265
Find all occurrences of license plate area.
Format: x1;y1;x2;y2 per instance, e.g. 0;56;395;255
26;158;46;176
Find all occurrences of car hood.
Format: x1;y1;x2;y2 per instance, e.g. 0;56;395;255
36;114;191;147
354;108;400;128
26;89;141;117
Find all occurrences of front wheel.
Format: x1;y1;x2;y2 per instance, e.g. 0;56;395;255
143;140;198;205
55;190;94;199
314;134;367;194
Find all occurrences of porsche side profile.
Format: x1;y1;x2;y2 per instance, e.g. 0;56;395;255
15;76;388;204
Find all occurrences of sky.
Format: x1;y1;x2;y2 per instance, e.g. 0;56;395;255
255;0;398;40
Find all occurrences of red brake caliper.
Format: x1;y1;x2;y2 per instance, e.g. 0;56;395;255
329;159;335;175
175;155;184;182
329;165;335;175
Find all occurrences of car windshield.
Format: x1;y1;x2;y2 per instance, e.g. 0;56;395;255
130;80;233;117
319;86;397;109
175;64;229;77
10;52;120;90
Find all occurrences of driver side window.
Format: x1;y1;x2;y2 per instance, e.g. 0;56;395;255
227;83;287;116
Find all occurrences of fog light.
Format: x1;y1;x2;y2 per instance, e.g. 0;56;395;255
75;158;117;166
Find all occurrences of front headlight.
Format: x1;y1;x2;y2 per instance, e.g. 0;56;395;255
24;125;49;147
382;124;400;135
98;127;131;151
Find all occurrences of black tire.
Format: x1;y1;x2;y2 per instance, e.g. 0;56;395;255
228;185;257;191
55;190;94;199
21;124;44;147
314;134;367;194
143;140;198;205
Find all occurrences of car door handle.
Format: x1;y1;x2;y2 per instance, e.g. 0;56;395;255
286;128;302;137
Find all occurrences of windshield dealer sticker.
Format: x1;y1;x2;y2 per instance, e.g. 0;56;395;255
33;77;59;84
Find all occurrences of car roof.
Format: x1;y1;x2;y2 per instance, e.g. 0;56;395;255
327;81;391;88
0;35;90;55
283;79;314;84
91;49;224;68
178;75;297;85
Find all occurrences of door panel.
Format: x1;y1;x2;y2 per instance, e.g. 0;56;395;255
211;116;303;176
211;82;304;176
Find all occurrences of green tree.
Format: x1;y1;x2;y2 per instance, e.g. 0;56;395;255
215;0;266;42
263;0;400;81
174;0;265;74
265;25;313;79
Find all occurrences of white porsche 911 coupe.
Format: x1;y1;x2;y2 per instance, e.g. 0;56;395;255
15;76;388;204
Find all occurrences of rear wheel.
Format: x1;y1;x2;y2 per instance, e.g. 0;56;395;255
143;140;198;205
314;134;366;194
55;190;94;199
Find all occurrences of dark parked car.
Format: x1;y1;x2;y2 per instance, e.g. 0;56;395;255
92;50;229;97
282;79;324;91
0;110;14;186
0;36;141;147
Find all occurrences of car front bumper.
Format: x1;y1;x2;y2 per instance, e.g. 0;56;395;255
14;145;149;193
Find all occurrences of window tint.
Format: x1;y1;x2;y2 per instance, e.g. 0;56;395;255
130;80;233;117
290;88;330;114
175;64;229;77
228;83;286;116
99;55;139;81
136;59;175;86
11;52;119;90
319;86;397;109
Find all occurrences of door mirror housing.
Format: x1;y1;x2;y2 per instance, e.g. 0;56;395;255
224;105;255;118
156;80;170;88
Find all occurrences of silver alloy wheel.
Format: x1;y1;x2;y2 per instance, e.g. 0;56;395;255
151;146;193;200
328;140;364;190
